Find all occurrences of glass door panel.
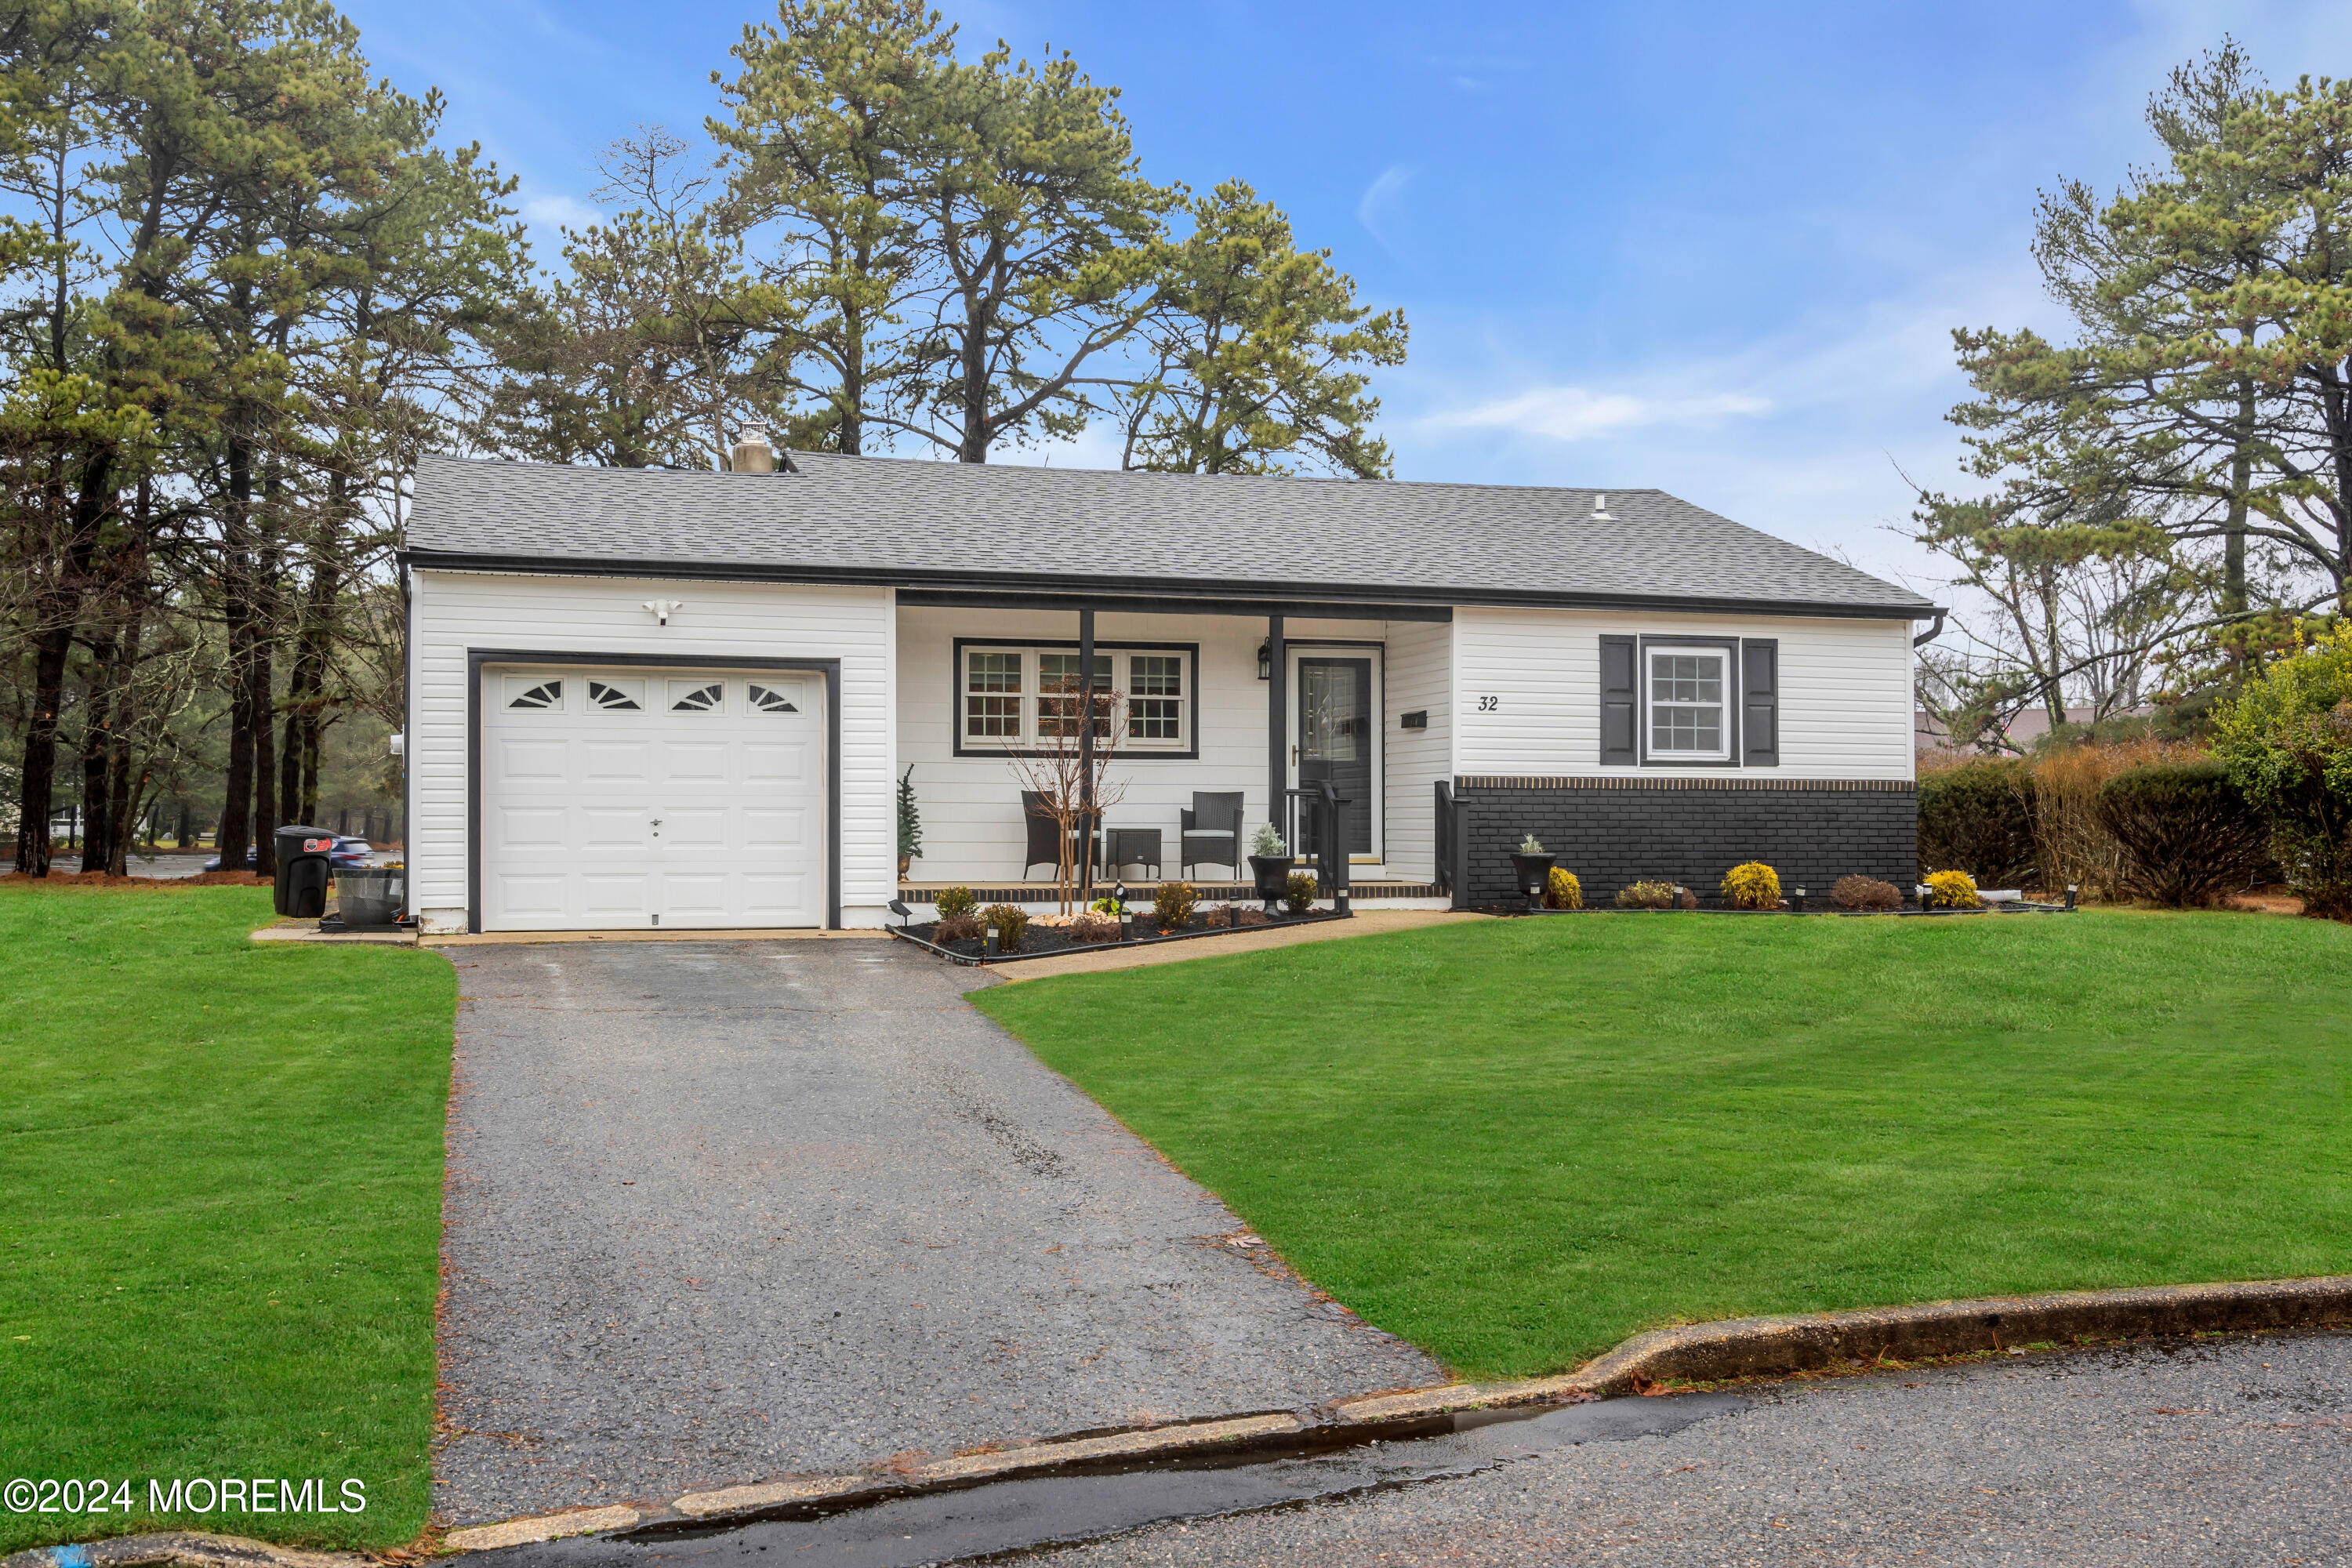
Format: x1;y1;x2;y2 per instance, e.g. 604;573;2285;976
1298;657;1373;858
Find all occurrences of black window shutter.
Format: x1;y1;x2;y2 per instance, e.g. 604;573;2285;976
1600;635;1638;765
1741;639;1778;766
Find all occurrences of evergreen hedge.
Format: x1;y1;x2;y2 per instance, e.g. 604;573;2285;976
2093;762;2270;908
1917;758;2038;886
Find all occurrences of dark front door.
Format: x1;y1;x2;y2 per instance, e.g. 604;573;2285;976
1298;657;1373;859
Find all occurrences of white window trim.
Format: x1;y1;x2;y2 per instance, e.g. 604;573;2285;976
957;644;1193;753
1644;645;1732;763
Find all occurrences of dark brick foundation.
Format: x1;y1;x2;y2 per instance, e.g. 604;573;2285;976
1452;775;1918;906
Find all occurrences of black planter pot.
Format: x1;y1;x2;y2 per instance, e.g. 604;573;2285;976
1510;851;1556;913
1248;853;1291;913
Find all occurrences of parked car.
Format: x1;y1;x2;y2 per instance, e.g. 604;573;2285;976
205;837;372;872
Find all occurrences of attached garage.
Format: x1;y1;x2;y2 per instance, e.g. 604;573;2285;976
476;661;833;931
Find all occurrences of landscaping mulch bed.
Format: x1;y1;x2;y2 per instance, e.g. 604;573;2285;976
895;906;1348;964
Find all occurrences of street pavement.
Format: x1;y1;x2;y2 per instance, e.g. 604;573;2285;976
1013;1329;2352;1566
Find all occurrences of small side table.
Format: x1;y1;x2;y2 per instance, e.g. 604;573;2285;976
1099;826;1163;880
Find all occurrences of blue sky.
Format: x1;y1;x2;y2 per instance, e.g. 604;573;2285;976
343;0;2352;590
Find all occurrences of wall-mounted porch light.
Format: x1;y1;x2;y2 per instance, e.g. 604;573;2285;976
1256;642;1272;681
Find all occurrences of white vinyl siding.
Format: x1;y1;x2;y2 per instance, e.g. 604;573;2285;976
1382;619;1454;882
407;569;895;930
1452;607;1915;780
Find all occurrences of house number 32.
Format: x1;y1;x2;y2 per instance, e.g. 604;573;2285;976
1477;695;1500;711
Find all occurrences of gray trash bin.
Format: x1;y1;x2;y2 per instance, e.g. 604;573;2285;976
336;866;405;927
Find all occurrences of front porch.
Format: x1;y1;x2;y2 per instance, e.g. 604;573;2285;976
897;875;1449;912
894;597;1454;905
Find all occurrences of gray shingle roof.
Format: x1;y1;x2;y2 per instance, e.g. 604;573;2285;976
404;452;1935;617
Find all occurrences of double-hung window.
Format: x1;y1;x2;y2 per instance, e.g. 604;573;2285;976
1646;648;1729;761
959;644;1192;753
964;652;1023;739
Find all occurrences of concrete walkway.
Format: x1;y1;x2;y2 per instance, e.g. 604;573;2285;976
989;909;1488;983
435;939;1441;1527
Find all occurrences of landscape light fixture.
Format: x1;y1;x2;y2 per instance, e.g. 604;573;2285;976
887;897;910;930
2065;883;2079;911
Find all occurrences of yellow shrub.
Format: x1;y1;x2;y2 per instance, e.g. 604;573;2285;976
1719;861;1781;909
1924;869;1980;908
1544;866;1583;909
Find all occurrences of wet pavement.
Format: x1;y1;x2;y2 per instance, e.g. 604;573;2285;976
435;940;1441;1526
471;1328;2351;1567
1014;1329;2352;1566
468;1394;1751;1568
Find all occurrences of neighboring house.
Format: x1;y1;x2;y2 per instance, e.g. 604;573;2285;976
399;440;1940;934
1917;703;2156;756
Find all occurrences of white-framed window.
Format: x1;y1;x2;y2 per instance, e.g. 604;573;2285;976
1647;648;1729;761
586;677;644;712
958;644;1192;752
747;680;804;713
668;679;725;713
503;676;565;711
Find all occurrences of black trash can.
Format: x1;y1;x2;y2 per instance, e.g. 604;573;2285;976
273;825;336;918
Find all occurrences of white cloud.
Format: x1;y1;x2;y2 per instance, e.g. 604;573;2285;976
521;193;604;233
1427;385;1773;443
1356;163;1416;255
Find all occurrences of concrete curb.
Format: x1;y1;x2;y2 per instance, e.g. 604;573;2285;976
1320;1273;2352;1420
20;1275;2350;1563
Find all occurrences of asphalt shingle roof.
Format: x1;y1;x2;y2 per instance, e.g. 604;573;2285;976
404;451;1935;616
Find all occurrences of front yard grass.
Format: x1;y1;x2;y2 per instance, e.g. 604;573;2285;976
0;885;455;1554
974;909;2352;1380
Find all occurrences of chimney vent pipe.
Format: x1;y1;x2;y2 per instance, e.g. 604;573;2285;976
730;425;776;474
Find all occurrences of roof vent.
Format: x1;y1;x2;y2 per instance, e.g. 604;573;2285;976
729;425;776;474
1591;492;1613;520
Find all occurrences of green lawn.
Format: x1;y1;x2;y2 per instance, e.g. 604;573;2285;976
0;886;455;1554
975;909;2352;1380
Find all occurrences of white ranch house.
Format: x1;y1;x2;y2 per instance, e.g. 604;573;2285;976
400;446;1938;934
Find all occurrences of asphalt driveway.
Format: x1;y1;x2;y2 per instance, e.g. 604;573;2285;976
435;938;1441;1526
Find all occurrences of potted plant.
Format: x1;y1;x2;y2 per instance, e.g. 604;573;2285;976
1509;833;1556;913
1247;822;1290;913
897;765;922;880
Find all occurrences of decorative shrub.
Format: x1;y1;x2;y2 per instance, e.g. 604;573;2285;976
2093;761;2273;908
934;885;979;920
935;913;982;942
981;903;1029;950
1089;893;1124;916
2027;738;2202;899
1064;913;1123;944
1831;874;1904;911
1284;871;1318;914
1719;861;1781;909
897;765;922;862
1544;866;1583;909
1922;869;1979;909
1614;880;1677;909
1152;880;1199;931
2213;625;2352;921
1250;822;1287;858
1917;758;2038;887
1230;906;1272;927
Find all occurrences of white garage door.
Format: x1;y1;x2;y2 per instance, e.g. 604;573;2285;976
481;666;825;931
